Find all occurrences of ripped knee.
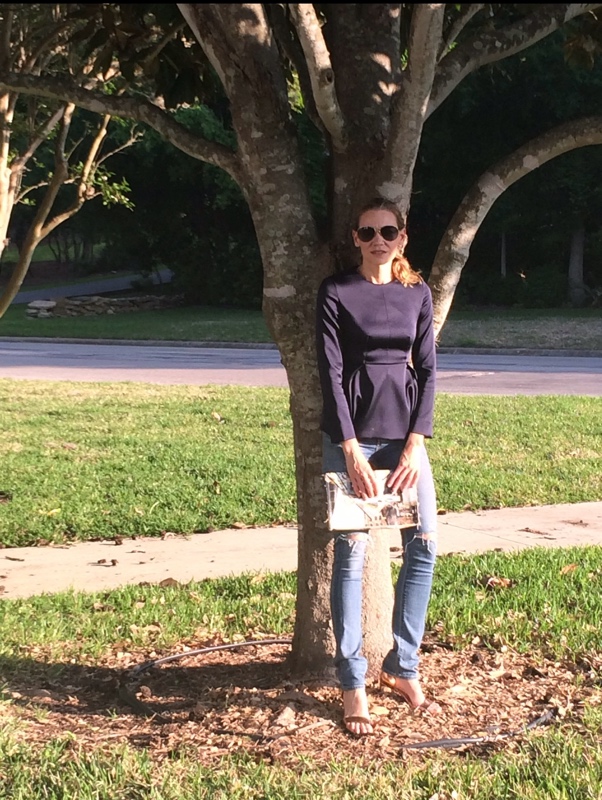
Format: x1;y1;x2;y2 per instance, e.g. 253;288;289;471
336;531;370;547
405;530;437;555
347;532;369;542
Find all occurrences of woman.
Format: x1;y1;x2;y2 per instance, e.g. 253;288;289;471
316;197;440;737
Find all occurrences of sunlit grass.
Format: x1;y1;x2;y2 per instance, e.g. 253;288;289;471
1;548;601;662
2;550;602;797
1;380;600;546
441;307;602;350
0;303;271;342
2;302;600;349
2;729;601;799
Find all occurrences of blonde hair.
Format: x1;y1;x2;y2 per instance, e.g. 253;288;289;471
354;198;422;287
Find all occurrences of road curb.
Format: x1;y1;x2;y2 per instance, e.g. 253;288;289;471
0;336;278;350
0;336;601;358
436;346;602;358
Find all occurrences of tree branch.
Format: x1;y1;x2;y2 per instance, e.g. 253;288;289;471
268;4;323;132
0;71;242;181
76;114;110;191
0;7;13;69
11;105;64;170
438;4;485;61
428;115;602;335
16;181;51;202
23;18;73;73
97;127;144;166
0;103;73;317
65;131;88;161
378;4;445;214
139;19;188;71
429;4;602;117
289;4;347;151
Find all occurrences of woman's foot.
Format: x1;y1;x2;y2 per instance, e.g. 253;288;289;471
379;671;442;715
342;688;373;736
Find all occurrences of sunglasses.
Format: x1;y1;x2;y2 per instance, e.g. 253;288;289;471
356;225;400;242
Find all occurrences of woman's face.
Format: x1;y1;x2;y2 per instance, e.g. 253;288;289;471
352;209;406;266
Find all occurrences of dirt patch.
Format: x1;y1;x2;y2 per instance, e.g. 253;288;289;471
2;637;600;765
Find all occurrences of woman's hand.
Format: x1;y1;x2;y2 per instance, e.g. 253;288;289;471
387;433;424;493
341;439;378;499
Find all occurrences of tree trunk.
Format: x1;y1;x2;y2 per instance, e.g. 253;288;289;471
289;390;335;677
0;232;39;316
361;528;394;680
0;135;69;316
178;1;403;680
0;90;16;263
568;227;587;307
285;304;394;682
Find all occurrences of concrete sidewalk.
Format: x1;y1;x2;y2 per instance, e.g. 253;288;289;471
1;502;601;600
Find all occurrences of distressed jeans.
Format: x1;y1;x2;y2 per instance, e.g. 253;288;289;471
323;433;437;690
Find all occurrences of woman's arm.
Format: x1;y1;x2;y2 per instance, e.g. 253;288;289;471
316;279;378;498
387;284;436;492
316;279;356;444
409;284;437;438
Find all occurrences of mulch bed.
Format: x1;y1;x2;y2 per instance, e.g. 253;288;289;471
2;638;601;765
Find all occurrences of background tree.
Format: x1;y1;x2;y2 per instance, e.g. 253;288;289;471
0;4;140;315
409;32;602;308
95;106;262;307
2;3;602;678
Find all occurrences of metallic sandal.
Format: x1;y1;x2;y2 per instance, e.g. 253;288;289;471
379;671;442;715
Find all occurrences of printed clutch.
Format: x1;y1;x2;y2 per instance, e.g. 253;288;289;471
324;470;420;531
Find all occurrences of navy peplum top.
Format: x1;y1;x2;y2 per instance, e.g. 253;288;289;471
316;270;436;444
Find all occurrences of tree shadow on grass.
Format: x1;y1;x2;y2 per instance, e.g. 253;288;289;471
0;643;343;760
1;644;598;764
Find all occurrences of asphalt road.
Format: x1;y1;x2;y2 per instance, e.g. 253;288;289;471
0;341;600;394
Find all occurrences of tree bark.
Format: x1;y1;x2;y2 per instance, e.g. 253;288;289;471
180;3;405;679
378;4;445;212
289;4;346;151
438;4;485;61
0;91;16;261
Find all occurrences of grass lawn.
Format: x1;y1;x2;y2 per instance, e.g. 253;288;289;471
0;303;271;343
0;242;106;265
3;269;137;292
1;548;602;797
2;302;601;350
0;380;600;547
1;243;62;264
441;307;602;351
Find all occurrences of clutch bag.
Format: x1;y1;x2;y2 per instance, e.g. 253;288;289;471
324;470;420;531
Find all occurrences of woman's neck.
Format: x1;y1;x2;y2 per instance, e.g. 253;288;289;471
358;260;394;284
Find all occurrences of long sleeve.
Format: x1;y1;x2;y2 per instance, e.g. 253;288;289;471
316;279;356;443
410;284;436;437
317;271;435;443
